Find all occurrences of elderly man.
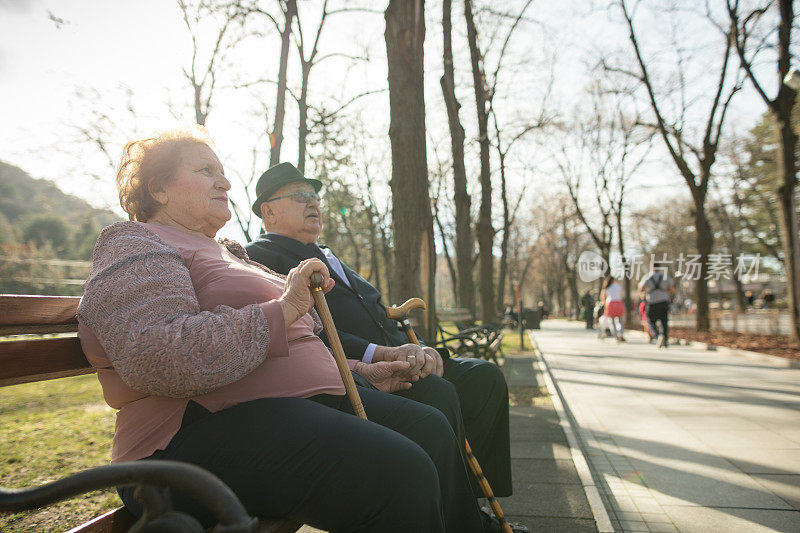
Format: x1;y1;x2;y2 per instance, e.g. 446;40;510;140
245;162;513;500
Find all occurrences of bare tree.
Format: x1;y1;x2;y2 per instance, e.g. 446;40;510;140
463;0;495;322
178;0;247;125
441;0;474;314
607;0;742;331
464;0;534;322
385;0;436;338
239;0;297;166
728;0;800;342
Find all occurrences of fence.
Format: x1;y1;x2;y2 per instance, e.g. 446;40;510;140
670;309;791;336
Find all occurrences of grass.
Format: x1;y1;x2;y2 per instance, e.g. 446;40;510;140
500;328;532;353
0;374;119;532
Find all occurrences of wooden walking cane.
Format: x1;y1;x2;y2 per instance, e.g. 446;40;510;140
310;272;367;420
386;299;514;533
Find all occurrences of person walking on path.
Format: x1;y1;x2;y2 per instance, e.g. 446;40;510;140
639;262;675;348
601;276;626;342
580;290;594;329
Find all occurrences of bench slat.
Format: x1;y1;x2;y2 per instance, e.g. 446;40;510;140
65;507;136;533
61;506;302;533
0;337;94;387
0;295;80;332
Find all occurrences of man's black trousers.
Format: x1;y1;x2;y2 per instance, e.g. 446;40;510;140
395;356;512;498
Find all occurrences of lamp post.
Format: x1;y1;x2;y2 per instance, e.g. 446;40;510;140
514;280;525;350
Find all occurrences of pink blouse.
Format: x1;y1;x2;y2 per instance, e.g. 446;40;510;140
77;221;347;463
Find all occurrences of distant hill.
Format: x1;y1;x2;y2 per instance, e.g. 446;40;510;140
0;160;122;295
0;160;120;233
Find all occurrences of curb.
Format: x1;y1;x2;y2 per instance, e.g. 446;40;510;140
528;331;615;533
625;329;800;369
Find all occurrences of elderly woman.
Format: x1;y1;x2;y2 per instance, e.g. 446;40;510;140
77;127;484;532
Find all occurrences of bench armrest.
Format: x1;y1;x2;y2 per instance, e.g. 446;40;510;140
0;460;258;533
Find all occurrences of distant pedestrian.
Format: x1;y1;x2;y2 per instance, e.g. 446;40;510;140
761;289;775;307
581;290;595;329
639;262;675;348
745;291;755;308
601;276;626;342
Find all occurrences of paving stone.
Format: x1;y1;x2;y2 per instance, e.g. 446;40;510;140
511;440;573;460
715;448;800;475
510;421;568;443
505;515;598;532
509;458;582;485
618;520;649;531
661;506;800;533
498;483;594;518
750;474;800;510
647;522;678;533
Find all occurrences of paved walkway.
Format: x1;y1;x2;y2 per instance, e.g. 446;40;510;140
497;352;598;531
532;320;800;533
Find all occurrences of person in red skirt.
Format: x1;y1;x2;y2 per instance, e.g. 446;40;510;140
601;276;626;342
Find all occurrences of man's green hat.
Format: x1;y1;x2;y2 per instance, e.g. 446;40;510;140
251;162;322;217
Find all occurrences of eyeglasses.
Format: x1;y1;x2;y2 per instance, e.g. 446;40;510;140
265;191;321;204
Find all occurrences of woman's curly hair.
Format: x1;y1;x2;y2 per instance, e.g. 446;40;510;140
116;126;214;221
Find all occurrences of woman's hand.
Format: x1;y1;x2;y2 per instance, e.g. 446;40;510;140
353;361;414;393
278;258;334;325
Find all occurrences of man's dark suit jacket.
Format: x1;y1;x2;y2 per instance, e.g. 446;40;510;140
245;232;416;358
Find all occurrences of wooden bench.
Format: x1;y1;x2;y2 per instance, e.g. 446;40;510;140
0;294;302;533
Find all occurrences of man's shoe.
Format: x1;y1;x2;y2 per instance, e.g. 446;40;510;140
480;508;529;533
617;335;626;342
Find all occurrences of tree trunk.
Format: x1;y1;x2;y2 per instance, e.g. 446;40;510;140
269;0;297;167
774;0;800;342
384;0;436;339
193;84;207;125
464;0;494;322
775;113;800;341
694;199;713;331
297;63;310;174
496;151;511;314
434;206;459;307
440;0;474;314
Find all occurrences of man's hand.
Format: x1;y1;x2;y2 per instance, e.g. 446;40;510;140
421;347;444;377
373;344;427;379
353;361;413;393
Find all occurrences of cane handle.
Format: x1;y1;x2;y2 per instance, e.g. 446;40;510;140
385;297;427;320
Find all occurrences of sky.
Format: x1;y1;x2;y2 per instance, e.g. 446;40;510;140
0;0;780;243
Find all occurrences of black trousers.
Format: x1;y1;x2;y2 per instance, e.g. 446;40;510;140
396;357;512;497
646;301;670;340
119;388;483;533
